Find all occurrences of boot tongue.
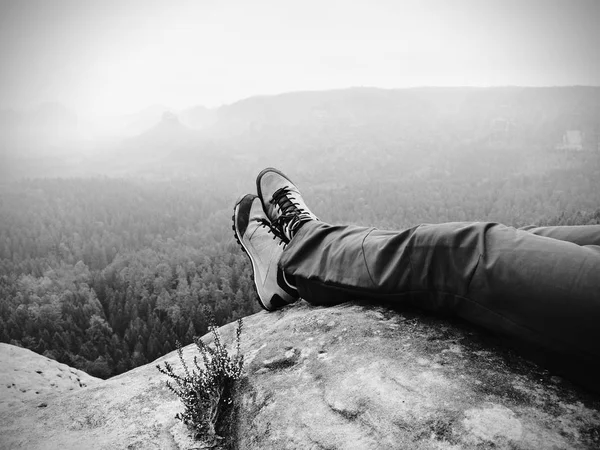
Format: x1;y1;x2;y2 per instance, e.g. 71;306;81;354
272;187;302;216
270;187;315;242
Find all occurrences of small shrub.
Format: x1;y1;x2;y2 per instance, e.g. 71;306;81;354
157;318;244;447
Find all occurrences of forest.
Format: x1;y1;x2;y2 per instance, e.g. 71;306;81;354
0;178;262;377
1;87;599;378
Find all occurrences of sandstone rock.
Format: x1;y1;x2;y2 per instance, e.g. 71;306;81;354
1;301;599;449
0;343;101;411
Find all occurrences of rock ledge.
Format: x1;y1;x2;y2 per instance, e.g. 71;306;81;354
1;301;599;449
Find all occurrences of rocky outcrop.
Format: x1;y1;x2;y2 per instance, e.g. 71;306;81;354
0;343;101;410
1;301;599;449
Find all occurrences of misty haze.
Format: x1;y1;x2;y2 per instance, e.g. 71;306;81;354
1;0;600;449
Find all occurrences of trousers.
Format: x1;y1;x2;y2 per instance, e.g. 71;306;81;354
279;221;600;392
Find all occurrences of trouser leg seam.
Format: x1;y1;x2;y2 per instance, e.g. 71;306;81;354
361;228;378;287
466;254;483;293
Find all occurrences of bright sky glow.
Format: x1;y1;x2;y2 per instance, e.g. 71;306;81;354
0;0;598;115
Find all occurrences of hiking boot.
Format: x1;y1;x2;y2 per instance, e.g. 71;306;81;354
232;194;299;311
256;168;318;244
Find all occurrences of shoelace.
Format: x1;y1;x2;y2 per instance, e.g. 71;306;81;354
270;187;314;242
255;218;286;245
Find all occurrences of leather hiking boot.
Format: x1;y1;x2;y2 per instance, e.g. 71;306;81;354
256;168;318;244
232;194;299;311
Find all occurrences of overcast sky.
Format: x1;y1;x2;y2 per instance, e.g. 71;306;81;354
0;0;598;115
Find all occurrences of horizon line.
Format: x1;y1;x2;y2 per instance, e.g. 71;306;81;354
2;84;600;116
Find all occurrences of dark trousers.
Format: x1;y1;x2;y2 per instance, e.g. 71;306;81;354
280;221;600;392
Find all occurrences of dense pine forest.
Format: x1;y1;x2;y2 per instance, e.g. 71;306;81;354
0;179;262;377
1;87;599;378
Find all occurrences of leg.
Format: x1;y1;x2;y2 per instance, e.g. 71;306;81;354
464;223;600;391
281;221;600;392
253;168;600;391
520;224;600;247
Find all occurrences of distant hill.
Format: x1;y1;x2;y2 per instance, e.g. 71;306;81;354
0;102;80;152
118;105;175;136
180;105;216;129
0;102;78;135
1;86;599;182
126;111;198;151
209;86;600;145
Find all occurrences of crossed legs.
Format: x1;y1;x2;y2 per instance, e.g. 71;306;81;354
233;168;600;392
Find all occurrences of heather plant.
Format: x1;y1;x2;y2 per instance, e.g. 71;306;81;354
157;318;244;448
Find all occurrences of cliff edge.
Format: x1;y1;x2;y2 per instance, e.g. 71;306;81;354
1;301;599;449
